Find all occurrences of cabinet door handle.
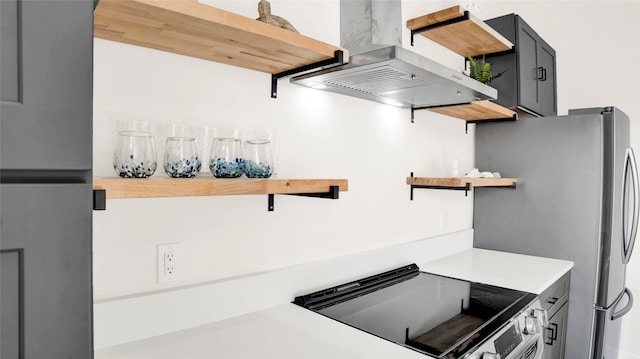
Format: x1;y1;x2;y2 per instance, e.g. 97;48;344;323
537;67;547;81
545;323;558;345
547;296;558;305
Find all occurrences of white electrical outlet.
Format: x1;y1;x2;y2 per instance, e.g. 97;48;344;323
157;243;182;283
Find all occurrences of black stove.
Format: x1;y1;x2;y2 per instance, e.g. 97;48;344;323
294;264;544;359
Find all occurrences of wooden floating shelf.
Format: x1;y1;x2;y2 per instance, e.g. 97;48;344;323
406;177;517;189
93;177;348;199
94;0;348;75
428;100;517;121
407;176;517;199
406;5;513;57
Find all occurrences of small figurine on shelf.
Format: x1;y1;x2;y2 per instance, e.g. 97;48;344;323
256;0;298;33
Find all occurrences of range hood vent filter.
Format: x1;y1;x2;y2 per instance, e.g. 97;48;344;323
324;66;420;94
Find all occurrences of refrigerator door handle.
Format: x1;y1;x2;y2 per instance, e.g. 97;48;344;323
623;148;639;264
611;287;634;321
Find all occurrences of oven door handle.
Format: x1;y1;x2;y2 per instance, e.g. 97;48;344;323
534;333;545;359
505;333;545;359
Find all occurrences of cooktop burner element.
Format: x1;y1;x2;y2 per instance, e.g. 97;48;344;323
294;264;543;358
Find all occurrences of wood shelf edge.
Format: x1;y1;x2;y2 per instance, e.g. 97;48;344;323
464;177;518;187
406;5;465;29
93;177;348;199
428;100;517;121
406;5;513;58
94;0;348;74
406;177;517;188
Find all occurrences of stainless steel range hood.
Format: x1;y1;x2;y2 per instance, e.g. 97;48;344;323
290;0;497;109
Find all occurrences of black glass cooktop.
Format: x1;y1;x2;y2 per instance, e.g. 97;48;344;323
294;264;536;358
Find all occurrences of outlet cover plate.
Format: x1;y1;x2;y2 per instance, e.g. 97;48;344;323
157;242;183;283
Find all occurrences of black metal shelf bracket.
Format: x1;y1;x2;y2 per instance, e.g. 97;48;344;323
408;171;517;200
408;172;471;199
268;193;275;212
412;106;517;133
93;187;341;212
93;189;106;211
410;103;471;123
268;185;340;211
271;50;346;98
480;47;517;59
410;11;470;46
410;183;471;199
410;181;518;199
465;113;518;134
289;185;341;199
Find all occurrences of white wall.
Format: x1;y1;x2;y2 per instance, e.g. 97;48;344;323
93;0;475;301
93;0;640;357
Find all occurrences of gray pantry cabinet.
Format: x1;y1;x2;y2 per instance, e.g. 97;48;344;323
1;0;94;358
1;0;93;170
484;14;557;117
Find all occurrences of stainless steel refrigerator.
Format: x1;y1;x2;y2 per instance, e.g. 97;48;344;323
474;106;636;359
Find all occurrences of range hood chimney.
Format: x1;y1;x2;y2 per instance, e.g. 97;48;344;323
291;0;497;109
340;0;402;55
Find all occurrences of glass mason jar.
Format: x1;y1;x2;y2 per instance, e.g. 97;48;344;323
243;139;273;178
113;131;157;178
163;137;201;178
209;137;244;178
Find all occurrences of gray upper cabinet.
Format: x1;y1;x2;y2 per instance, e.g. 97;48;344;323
0;0;93;171
484;14;557;117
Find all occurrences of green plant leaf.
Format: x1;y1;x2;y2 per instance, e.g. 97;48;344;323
481;62;491;83
467;56;477;79
466;55;499;84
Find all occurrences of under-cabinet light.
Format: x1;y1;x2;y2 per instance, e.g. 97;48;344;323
381;97;405;107
309;82;328;90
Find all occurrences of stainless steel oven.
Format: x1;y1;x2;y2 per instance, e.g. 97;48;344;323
294;264;547;359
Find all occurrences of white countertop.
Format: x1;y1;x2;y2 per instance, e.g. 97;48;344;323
95;304;427;359
419;248;573;294
95;248;573;359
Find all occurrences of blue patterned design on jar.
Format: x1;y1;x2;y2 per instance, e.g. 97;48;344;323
210;157;244;178
113;131;158;178
242;160;272;178
114;158;158;178
243;139;273;178
163;137;201;178
210;137;244;178
164;156;202;178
